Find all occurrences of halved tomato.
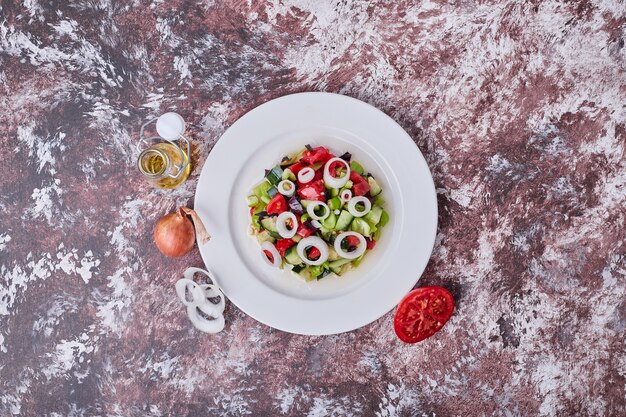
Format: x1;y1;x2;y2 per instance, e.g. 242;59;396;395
393;286;455;343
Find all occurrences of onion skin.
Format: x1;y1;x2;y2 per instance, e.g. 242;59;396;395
154;207;210;257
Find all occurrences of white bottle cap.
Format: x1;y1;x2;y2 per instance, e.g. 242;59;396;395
156;112;185;141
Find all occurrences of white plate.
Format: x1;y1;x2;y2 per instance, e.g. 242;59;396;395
195;92;437;335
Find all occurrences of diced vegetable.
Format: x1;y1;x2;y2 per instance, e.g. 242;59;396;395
287;195;304;214
350;161;364;175
247;195;259;207
364;205;383;225
267;187;279;198
367;176;382;197
266;194;288;215
335;210;354;230
351;218;372;237
321;211;337;229
254;180;272;199
282;168;296;181
379;210;390;227
256;230;275;243
328;197;342;211
276;239;296;257
302;146;333;165
284;246;302;264
297;180;326;202
265;165;284;185
350;171;370;196
260;216;278;232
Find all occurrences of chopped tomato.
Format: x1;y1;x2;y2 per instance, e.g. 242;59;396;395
263;250;274;264
394;286;455;344
346;235;361;249
307;246;321;261
250;207;255;217
276;239;295;256
297;223;314;238
289;162;306;175
366;238;376;250
349;171;370;196
302;146;333;165
266;194;288;215
297;179;326;201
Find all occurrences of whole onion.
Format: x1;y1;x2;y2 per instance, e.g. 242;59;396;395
154;207;210;257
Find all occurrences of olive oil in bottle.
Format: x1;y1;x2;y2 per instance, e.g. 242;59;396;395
137;142;191;189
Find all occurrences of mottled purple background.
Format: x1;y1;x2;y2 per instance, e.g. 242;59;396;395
1;1;625;416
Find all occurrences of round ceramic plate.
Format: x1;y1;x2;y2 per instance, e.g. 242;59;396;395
195;92;437;335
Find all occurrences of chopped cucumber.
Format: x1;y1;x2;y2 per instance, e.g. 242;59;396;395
364;205;383;225
368;177;382;197
374;195;386;206
300;213;310;222
379;210;390;227
247;195;259;206
254;180;272;199
265;165;284;185
351;218;372;237
297;268;315;282
335;210;354;230
318;269;331;279
284;247;303;265
267;187;278;198
261;195;270;204
268;230;282;240
328;197;342;211
350;161;364;175
260;217;278;232
255;230;275;244
329;258;351;272
282;168;296;181
330;188;340;197
321;212;337;229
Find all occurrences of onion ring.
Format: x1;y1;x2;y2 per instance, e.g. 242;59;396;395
347;196;371;217
340;189;352;202
323;157;351;189
196;284;226;317
297;236;329;266
175;279;205;306
261;241;281;267
297;167;315;183
276;211;298;238
334;231;367;259
311;219;322;229
187;304;225;333
277;180;296;197
306;201;330;220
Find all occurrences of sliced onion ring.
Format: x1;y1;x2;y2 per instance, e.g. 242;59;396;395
276;211;298;238
334;231;366;260
277;180;295;197
297;236;329;266
175;279;205;306
261;241;281;267
347;196;371;217
340;189;352;202
298;167;315;183
196;284;226;317
187;303;225;333
323;157;351;189
307;201;330;220
311;219;322;229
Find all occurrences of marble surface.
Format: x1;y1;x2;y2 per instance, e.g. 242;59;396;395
1;1;625;416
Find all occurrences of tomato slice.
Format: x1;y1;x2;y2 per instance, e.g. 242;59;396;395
394;286;455;343
349;171;370;196
289;161;306;175
266;194;288;215
263;249;274;264
302;146;333;165
275;239;295;256
307;246;321;261
297;179;326;201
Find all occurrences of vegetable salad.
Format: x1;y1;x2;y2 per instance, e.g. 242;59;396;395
247;145;389;281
